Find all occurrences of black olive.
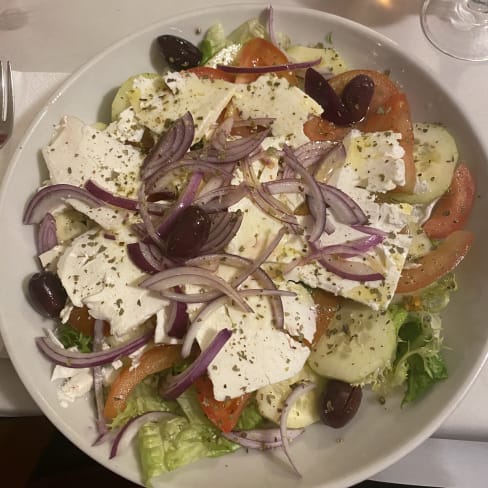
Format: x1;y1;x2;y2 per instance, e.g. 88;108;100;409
165;206;211;259
341;74;375;123
27;272;67;318
319;379;362;428
157;35;202;71
305;68;350;126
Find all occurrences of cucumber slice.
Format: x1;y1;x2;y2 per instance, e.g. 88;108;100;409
308;301;398;384
256;365;326;428
286;45;347;75
111;73;161;121
393;123;458;204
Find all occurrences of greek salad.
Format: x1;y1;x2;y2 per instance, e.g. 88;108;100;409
23;7;475;485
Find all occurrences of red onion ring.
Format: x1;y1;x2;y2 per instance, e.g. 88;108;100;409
283;145;326;242
194;183;249;213
141;112;195;181
36;330;153;368
165;299;189;339
160;328;232;400
216;59;321;74
319;183;368;225
23;183;104;225
352;224;390;238
200;211;243;254
92;319;107;437
139;266;252;312
318;254;384;282
37;213;58;254
280;381;317;477
109;411;173;459
267;4;279;48
223;427;304;450
127;241;172;274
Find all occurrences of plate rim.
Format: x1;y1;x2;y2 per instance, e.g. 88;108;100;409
1;3;487;487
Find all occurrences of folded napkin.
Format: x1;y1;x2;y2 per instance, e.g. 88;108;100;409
0;71;69;358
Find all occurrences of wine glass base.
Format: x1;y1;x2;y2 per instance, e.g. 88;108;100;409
421;0;488;61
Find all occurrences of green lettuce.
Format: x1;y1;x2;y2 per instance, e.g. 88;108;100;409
386;311;447;405
137;387;239;485
110;377;181;429
56;324;92;352
235;398;264;430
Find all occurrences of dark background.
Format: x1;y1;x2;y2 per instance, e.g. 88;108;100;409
1;416;435;488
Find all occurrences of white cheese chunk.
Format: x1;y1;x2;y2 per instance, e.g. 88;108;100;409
42;116;143;198
188;267;315;401
342;129;406;192
105;106;145;143
131;73;237;143
56;229;168;337
232;75;322;147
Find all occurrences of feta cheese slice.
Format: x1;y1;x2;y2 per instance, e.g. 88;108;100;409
42;116;143;198
56;229;168;337
187;266;316;401
131;72;237;143
342;129;406;192
232;74;323;147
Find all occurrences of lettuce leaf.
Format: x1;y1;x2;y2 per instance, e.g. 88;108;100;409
56;324;92;352
110;377;181;429
384;311;447;405
138;417;239;485
235;398;264;430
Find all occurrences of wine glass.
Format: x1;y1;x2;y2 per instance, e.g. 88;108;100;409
421;0;488;61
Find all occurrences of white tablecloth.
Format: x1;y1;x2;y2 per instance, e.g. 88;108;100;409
1;0;487;485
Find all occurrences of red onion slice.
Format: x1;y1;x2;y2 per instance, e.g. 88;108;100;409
283;145;326;242
280;381;317;477
85;179;139;211
351;224;390;238
217;59;321;74
267;4;279;48
139;266;252;312
141;112;195;181
194;183;249;213
160;328;232;400
319;183;368;226
127;241;172;274
37;213;58;254
92;319;107;437
223;427;304;450
200;211;243;254
191;128;270;164
153;172;203;241
36;330;153;368
165;299;189;339
318;254;384;282
109;411;173;459
23;184;104;225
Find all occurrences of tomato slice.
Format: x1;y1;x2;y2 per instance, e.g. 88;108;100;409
103;344;181;421
310;288;341;347
423;164;476;239
305;70;415;193
185;66;235;82
193;375;250;432
396;230;474;294
303;116;350;142
68;306;110;337
234;38;297;85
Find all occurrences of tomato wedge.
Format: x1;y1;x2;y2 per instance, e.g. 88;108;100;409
193;374;250;432
103;344;181;421
68;306;110;337
305;69;415;193
396;230;474;294
310;288;341;347
423;164;476;239
234;38;297;85
185;66;235;82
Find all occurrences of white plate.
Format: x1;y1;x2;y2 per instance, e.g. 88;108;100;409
1;4;487;487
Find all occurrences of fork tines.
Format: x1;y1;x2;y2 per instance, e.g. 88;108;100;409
0;61;13;148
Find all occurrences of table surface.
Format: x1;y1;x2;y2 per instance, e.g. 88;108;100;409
1;0;488;485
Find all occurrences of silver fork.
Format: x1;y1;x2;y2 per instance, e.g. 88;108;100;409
0;61;14;149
